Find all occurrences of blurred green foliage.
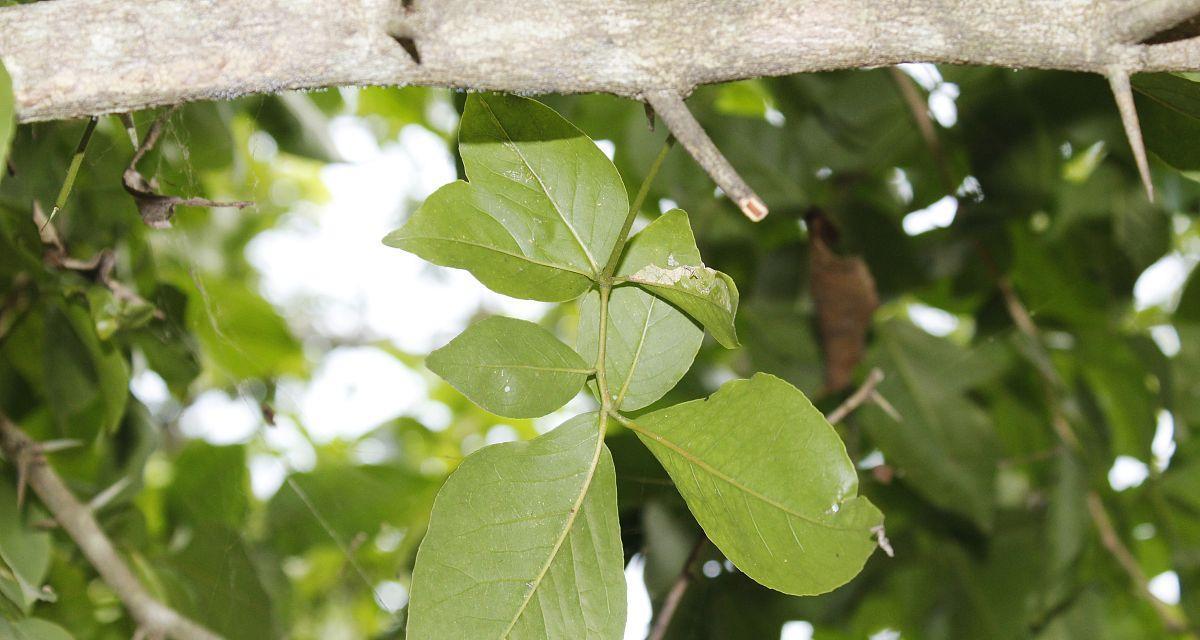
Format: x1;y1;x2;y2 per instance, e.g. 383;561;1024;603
0;62;1198;639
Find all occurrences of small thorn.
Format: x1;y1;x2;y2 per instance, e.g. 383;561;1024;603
1108;70;1155;201
391;34;421;64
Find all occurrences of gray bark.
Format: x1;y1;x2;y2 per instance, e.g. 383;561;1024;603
3;0;1200;123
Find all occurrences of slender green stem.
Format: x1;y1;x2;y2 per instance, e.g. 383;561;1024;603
46;116;98;228
600;136;673;279
594;284;613;413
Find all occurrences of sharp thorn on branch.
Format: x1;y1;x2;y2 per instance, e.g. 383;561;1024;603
1107;70;1155;201
642;89;767;221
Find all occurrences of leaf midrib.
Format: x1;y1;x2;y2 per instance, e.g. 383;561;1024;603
615;295;656;407
397;234;593;279
498;413;607;638
476;97;601;275
617;414;863;532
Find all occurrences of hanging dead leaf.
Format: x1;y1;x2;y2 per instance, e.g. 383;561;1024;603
808;210;878;393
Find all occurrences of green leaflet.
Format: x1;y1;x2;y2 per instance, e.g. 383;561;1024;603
385;94;629;302
577;211;705;410
622;373;883;596
428;316;591;418
0;480;52;613
619;210;739;348
0;60;12;177
577;287;702;411
407;413;625;640
856;320;1000;529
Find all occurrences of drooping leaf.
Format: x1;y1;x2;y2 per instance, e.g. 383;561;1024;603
43;300;130;439
0;480;52;613
385;94;628;302
427;316;591;418
0;60;13;176
577;210;704;410
408;413;625;639
856;320;1000;529
618;210;739;348
623;373;883;595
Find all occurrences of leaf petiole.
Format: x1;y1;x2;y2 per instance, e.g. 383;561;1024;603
600;136;673;279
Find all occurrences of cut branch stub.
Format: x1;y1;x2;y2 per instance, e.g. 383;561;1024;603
643;90;767;221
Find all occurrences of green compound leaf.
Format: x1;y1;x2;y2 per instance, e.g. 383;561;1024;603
385;93;628;302
619;210;739;348
428;316;591;418
578;211;705;410
408;413;625;640
620;373;883;596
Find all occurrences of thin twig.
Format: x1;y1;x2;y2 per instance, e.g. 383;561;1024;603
124;107;252;228
994;264;1193;635
643;90;767;221
45;116;98;229
0;412;223;640
1087;493;1195;636
601;136;674;279
647;537;707;640
826;367;886;425
889;67;954;193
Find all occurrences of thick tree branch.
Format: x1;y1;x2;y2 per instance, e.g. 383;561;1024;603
0;413;223;640
1112;0;1200;43
3;0;1200;124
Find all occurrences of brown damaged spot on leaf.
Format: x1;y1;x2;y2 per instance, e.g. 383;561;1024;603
124;107;252;228
808;210;878;394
